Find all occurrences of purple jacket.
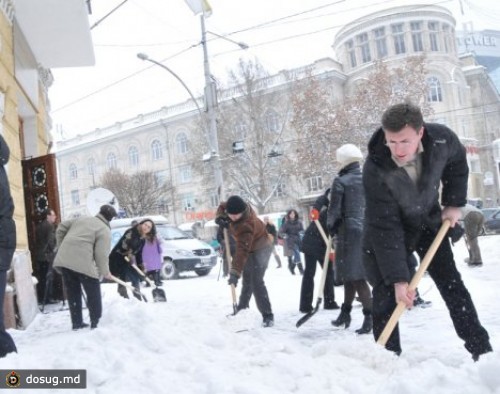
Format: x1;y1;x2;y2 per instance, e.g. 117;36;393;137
142;237;163;272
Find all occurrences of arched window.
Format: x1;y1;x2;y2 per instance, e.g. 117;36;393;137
175;132;188;155
107;153;117;170
128;146;139;167
265;110;280;132
69;163;78;180
151;140;163;161
427;76;443;102
87;158;95;176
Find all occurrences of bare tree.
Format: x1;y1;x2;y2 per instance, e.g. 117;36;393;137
291;55;433;178
192;58;295;213
100;169;174;217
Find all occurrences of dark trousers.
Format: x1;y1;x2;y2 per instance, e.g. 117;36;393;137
61;268;102;328
300;252;335;310
370;228;490;355
35;260;50;302
0;270;16;357
238;245;273;318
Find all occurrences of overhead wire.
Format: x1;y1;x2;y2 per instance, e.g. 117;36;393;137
54;0;488;116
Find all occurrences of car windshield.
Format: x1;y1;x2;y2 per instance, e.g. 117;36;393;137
483;208;500;220
157;225;191;240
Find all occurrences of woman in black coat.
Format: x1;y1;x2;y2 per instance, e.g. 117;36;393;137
327;144;372;334
279;209;304;275
109;219;153;300
299;189;339;313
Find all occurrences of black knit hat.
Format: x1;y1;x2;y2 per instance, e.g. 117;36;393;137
99;204;117;221
226;195;247;214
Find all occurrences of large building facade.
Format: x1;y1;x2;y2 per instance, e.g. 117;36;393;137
56;4;500;227
1;0;95;328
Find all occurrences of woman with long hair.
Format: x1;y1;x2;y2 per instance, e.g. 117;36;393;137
109;219;154;300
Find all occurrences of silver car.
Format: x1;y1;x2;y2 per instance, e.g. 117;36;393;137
110;216;218;279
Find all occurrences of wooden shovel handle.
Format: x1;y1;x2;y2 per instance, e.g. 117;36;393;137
130;263;155;287
377;220;451;346
223;228;238;306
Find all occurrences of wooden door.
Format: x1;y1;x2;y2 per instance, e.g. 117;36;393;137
21;154;61;259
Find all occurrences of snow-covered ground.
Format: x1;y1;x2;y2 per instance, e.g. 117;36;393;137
2;235;499;394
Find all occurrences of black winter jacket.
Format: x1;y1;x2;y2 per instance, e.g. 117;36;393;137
362;123;468;285
0;135;16;271
327;162;366;282
301;195;329;257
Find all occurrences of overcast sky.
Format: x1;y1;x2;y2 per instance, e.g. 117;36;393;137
49;0;500;140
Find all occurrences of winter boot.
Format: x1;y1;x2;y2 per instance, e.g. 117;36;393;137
154;270;162;286
297;263;304;275
275;255;282;268
355;308;373;334
332;303;352;329
262;314;274;328
288;259;295;275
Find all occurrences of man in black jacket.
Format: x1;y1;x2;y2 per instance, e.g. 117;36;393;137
362;103;492;361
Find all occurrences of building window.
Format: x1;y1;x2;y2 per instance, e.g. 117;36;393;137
87;159;95;176
175;132;188;155
154;170;168;187
107;153;117;170
306;176;323;192
234;120;248;139
392;24;406;55
178;165;192;184
427;76;443;102
181;193;195;211
346;39;357;68
69;163;78;180
265;110;280;132
273;182;286;198
411;21;424;52
71;190;80;206
357;32;371;63
209;191;219;208
428;21;439;51
128;146;139;167
151;139;163;161
443;24;451;53
373;27;387;58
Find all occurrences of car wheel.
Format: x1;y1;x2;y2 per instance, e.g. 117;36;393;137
161;259;178;280
195;268;211;276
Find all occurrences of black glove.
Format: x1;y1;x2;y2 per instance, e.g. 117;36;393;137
215;215;230;229
228;270;240;287
448;225;464;245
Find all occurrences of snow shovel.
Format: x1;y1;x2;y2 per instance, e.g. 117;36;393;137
296;220;333;328
377;220;451;346
109;274;148;302
130;264;167;302
223;228;238;316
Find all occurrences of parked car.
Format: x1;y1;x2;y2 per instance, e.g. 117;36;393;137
484;209;500;235
110;216;218;279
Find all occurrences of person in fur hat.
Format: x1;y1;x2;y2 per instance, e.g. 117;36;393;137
327;144;373;334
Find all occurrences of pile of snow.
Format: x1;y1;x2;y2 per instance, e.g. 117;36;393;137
2;235;499;393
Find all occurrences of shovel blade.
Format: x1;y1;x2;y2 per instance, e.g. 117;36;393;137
152;288;167;302
296;298;322;328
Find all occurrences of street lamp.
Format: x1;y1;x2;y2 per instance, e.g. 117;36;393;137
137;53;204;120
184;0;249;202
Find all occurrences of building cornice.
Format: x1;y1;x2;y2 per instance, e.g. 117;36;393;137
0;0;14;23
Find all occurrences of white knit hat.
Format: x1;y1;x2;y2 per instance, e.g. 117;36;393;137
336;144;363;167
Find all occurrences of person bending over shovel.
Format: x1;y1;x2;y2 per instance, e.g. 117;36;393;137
362;102;492;361
216;195;275;327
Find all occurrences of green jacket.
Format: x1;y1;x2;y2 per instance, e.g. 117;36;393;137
53;213;112;279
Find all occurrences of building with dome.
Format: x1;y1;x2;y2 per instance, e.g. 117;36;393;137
56;4;500;224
